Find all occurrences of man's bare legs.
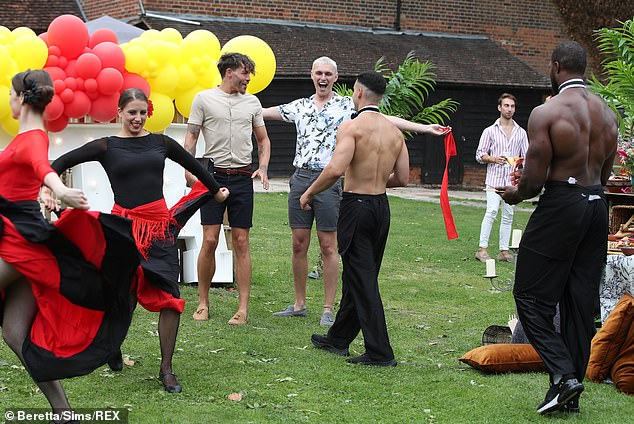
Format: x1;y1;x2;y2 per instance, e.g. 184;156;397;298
317;230;338;314
228;227;251;324
290;228;311;311
193;225;251;324
285;228;338;318
2;273;72;412
193;224;221;320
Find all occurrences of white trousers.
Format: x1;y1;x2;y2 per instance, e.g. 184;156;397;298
479;187;514;250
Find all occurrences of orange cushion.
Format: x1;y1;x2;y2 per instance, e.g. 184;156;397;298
611;317;634;395
459;344;545;373
587;293;634;382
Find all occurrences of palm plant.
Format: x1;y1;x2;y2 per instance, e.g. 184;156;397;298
588;18;634;137
334;51;458;137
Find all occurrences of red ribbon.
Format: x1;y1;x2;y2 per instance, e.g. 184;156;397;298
440;131;458;240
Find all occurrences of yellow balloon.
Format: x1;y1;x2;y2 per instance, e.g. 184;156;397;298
146;40;170;66
0;26;11;45
10;27;35;41
196;63;220;88
144;92;174;133
140;29;162;41
0;84;10;120
0;44;11;67
12;35;48;71
1;114;19;136
220;35;276;94
149;64;179;98
165;42;182;66
174;85;203;118
160;28;183;45
124;44;149;74
0;58;18;86
181;30;220;62
176;63;196;91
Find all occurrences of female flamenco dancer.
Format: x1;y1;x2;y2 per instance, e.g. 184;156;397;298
0;70;140;418
43;88;230;393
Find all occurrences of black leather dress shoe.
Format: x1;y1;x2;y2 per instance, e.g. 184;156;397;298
346;353;397;367
159;371;182;393
311;334;349;356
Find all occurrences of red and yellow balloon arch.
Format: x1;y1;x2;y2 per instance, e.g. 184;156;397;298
0;14;276;135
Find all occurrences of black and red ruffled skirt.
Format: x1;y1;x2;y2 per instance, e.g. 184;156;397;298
114;181;214;314
0;197;139;382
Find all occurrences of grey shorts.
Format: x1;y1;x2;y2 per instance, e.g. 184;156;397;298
288;168;342;231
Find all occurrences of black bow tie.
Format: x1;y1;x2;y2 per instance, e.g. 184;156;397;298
351;106;380;119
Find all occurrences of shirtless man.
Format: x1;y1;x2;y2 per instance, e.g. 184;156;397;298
498;41;618;415
264;57;447;326
299;71;408;367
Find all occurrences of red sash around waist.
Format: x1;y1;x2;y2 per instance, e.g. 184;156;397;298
112;198;176;259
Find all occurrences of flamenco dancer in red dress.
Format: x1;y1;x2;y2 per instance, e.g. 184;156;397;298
44;88;230;393
0;71;140;417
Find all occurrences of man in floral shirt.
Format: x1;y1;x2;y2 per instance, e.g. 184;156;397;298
263;57;447;326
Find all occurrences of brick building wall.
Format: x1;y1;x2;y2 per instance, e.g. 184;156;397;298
462;165;487;189
80;0;567;76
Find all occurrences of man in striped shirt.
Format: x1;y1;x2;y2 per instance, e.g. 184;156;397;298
475;93;529;262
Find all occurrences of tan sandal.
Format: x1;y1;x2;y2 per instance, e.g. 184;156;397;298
192;306;208;321
228;312;248;325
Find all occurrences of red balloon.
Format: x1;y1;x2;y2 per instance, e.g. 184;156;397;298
64;90;91;118
44;95;64;121
48;45;61;56
89;93;119;123
122;72;151;97
58;56;69;70
89;29;118;48
47;15;89;60
64;58;76;77
60;88;74;104
53;80;66;94
86;90;100;101
39;32;48;43
45;55;60;68
64;77;77;92
44;66;66;82
45;114;69;133
96;68;123;95
76;53;102;79
84;78;98;93
76;77;85;91
92;42;125;73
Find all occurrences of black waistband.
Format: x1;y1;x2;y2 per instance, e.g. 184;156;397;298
544;180;604;195
342;192;387;200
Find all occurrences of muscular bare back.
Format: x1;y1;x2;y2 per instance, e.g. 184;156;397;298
336;111;407;195
527;88;618;187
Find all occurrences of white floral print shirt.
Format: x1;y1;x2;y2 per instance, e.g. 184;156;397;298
278;93;355;170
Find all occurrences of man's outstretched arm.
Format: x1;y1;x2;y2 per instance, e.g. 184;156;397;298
262;106;283;121
384;115;450;136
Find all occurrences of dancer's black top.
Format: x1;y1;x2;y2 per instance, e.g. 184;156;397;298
52;134;220;208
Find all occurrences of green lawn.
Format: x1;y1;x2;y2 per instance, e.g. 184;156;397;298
1;192;630;423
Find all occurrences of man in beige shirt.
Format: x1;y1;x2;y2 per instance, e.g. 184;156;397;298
184;52;271;325
300;71;408;366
